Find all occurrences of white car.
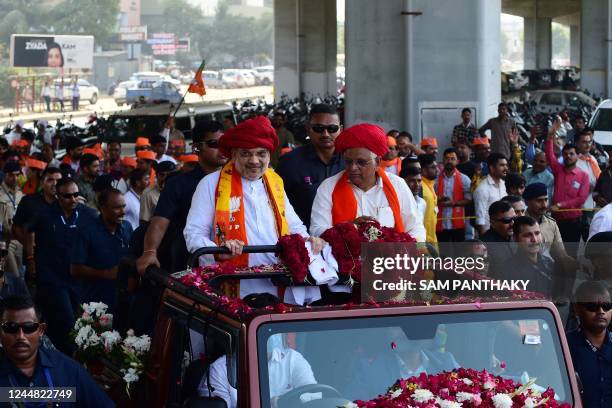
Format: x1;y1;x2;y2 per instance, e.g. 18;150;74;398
253;66;273;85
239;70;257;87
52;79;100;104
530;90;596;114
589;99;612;151
113;80;139;106
220;69;248;87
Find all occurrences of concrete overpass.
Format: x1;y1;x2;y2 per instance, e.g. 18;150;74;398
273;0;612;141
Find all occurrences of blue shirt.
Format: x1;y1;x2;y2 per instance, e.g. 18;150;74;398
71;217;132;309
28;203;97;286
153;167;207;272
276;144;345;228
566;329;612;408
13;193;54;229
523;168;555;204
0;347;114;407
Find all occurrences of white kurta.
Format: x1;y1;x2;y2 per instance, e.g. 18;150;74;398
124;189;141;230
199;349;316;408
309;171;426;242
184;169;310;298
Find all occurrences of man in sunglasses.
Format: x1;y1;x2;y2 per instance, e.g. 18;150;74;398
0;295;114;407
25;178;96;354
310;123;425;241
567;280;612;408
277;104;344;228
480;200;515;278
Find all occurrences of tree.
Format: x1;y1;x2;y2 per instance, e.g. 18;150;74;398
51;0;120;49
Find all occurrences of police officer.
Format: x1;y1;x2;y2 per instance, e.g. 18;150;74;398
0;295;114;407
25;178;97;355
71;189;132;313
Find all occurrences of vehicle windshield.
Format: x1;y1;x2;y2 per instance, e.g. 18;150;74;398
257;308;573;407
591;108;612;131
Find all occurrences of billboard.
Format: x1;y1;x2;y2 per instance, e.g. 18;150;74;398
10;34;94;69
118;26;147;42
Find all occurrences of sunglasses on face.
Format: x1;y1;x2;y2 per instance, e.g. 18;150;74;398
495;217;516;224
344;158;374;168
311;124;340;134
60;192;80;199
581;302;612;312
193;139;219;152
1;321;40;334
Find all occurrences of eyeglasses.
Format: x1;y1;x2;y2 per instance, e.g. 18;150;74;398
60;192;80;199
344;158;375;168
193;139;219;152
311;124;340;134
1;321;40;334
495;216;516;224
581;302;612;312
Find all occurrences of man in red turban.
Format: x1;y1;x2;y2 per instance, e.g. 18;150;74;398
184;115;325;301
310;123;426;241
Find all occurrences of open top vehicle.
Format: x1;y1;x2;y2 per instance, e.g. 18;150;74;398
106;239;582;408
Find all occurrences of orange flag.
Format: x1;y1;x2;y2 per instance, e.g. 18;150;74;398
188;60;206;96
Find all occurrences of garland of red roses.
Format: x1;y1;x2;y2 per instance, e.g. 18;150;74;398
277;234;311;284
351;368;570;408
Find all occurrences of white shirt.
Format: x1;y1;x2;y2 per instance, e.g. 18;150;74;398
589;203;612;240
309;171;426;242
184;169;308;298
156;153;177;165
124;189;141;230
72;84;79;98
115;178;129;194
42;85;51;97
415;195;426;224
199;349;316;408
473;175;507;231
438;171;472;230
576;156;597;209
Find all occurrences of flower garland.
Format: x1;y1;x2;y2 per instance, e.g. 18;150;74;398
71;302;151;396
321;219;416;284
278;234;310;283
343;368;570;408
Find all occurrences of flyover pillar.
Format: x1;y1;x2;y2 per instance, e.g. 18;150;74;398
581;0;611;98
536;17;552;69
345;0;501;142
274;0;337;99
570;24;580;67
524;17;537;70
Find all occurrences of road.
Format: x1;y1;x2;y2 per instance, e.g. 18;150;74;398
0;85;274;127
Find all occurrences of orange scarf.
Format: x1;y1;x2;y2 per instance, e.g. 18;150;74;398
331;168;404;232
435;169;465;231
579;154;601;179
380;158;402;174
213;161;289;267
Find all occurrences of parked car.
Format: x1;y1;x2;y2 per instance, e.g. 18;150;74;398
253;65;273;85
202;70;224;88
51;78;99;104
113;80;139;106
125;80;182;106
239;69;257;87
530;90;596;114
130;71;164;82
522;70;552;89
220;69;248;88
589;99;612;151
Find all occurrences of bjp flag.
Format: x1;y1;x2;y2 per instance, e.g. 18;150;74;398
188;60;206;96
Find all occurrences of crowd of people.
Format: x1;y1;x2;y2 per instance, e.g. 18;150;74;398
0;99;609;406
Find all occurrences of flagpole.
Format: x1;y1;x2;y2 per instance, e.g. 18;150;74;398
169;59;205;119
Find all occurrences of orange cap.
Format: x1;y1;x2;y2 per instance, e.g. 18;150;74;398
179;154;199;164
26;158;47;171
137;150;156;161
82;147;99;157
135;137;151;147
387;136;397;147
472;137;490;146
170;139;185;147
121;156;137;168
12;139;29;147
420;137;438;148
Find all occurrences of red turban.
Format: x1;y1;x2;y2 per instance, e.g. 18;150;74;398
335;123;389;157
219;116;278;157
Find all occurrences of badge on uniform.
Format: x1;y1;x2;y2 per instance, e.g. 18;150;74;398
572;180;581;189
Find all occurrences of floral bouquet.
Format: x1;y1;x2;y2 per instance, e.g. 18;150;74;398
343;368;570;408
71;302;151;396
320;219;416;285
